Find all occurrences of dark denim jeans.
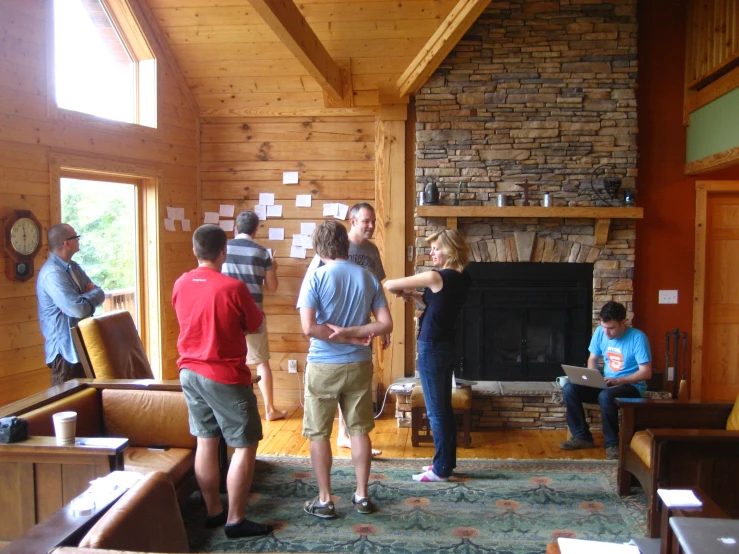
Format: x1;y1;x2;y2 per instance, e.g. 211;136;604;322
562;382;642;448
417;340;457;477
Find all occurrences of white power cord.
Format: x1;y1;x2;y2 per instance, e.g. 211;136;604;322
295;367;393;419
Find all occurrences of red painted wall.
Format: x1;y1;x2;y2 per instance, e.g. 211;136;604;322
635;0;739;384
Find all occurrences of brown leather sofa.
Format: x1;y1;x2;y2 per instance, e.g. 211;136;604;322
75;471;189;552
6;381;197;505
615;396;739;537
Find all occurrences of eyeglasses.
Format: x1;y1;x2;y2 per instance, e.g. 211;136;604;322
66;234;81;241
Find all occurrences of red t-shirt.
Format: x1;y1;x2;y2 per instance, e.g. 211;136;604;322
172;266;263;385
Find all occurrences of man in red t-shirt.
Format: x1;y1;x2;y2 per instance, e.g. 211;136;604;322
173;224;271;538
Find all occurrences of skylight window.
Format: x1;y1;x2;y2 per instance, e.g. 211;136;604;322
53;0;157;128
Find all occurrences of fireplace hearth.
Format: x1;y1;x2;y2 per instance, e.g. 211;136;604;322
456;263;593;382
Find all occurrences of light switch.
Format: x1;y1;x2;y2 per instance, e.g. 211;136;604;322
658;290;678;304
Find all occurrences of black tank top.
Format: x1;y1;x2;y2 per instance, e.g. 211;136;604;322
417;269;471;342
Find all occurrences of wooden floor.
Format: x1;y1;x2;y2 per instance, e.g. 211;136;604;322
257;407;608;461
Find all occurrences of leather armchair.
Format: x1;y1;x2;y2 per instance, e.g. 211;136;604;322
615;396;739;537
76;471;189;553
74;310;154;379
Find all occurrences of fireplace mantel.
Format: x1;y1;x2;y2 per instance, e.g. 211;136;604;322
416;206;644;248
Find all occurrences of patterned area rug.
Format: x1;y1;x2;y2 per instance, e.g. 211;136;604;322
183;457;646;554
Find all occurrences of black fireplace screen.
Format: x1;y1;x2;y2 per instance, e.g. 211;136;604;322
455;262;593;382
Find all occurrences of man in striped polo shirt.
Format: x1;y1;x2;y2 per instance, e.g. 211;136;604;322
223;211;286;421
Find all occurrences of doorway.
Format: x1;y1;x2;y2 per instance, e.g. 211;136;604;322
692;181;739;401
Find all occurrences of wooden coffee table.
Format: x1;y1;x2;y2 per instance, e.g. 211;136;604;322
0;436;128;541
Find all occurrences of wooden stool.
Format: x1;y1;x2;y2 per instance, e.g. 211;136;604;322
410;385;472;448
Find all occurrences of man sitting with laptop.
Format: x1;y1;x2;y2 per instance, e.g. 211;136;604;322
559;301;652;460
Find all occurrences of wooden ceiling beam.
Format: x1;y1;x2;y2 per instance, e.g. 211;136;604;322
247;0;345;102
397;0;491;98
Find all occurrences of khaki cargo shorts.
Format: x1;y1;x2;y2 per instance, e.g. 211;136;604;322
302;360;374;441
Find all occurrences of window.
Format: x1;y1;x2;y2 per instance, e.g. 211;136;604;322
61;178;140;325
53;0;157;127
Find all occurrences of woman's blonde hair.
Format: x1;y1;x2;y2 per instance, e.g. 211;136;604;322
426;228;470;272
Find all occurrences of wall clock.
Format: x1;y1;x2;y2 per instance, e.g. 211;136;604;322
3;210;43;282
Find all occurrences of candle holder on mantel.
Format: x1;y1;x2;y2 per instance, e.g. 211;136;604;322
591;164;622;207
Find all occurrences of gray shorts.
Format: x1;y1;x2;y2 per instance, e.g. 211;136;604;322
180;368;263;448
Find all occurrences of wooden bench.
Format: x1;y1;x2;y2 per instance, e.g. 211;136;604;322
410;385;472;448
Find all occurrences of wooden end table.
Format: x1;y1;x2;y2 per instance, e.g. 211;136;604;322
660;488;730;554
0;436;128;541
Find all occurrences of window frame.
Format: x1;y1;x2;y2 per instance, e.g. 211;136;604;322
50;152;163;378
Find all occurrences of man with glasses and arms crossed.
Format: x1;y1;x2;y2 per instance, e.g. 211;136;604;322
37;223;104;385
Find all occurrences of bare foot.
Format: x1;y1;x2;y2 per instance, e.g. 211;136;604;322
336;437;381;456
265;410;287;421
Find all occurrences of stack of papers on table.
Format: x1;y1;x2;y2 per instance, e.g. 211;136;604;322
657;489;703;507
558;538;640;553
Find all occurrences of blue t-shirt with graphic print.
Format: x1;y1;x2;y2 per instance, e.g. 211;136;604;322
589;326;652;396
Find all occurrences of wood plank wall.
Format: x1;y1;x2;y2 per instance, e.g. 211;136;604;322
686;0;739;90
199;116;376;406
0;0;198;405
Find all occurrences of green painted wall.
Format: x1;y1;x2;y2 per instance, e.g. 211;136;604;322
686;87;739;163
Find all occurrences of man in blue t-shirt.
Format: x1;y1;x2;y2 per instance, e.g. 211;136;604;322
559;301;652;460
297;221;392;519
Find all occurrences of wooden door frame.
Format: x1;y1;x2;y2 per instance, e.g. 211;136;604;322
691;180;739;399
49;152;163;378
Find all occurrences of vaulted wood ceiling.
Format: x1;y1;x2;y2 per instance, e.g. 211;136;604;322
146;0;462;115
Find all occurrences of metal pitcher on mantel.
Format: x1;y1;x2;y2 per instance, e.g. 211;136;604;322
424;178;439;205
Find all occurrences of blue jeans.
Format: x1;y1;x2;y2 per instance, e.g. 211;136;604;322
417;340;457;477
562;382;642;448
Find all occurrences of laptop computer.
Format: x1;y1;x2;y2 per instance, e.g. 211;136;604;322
561;364;608;389
670;517;739;554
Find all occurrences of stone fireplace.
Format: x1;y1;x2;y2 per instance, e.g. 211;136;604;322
413;0;639;382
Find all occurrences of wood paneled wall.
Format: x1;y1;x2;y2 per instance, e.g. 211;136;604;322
199;116;377;405
686;0;739;91
0;0;198;405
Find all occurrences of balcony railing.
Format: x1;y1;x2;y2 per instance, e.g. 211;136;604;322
103;288;136;321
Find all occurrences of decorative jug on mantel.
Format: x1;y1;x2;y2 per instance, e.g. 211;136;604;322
424;178;439;205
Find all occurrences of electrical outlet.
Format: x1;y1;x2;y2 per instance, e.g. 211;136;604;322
288;359;298;373
658;290;678;304
667;366;675;381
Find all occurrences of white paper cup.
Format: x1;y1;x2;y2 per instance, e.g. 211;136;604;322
556;376;569;388
52;411;77;445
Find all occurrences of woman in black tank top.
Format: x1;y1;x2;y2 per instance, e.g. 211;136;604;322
384;228;471;482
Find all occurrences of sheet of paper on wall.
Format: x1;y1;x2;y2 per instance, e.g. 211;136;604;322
254;205;267;221
301;222;316;236
292;234;305;247
266;205;282;217
166;206;184;221
290;245;306;259
268;228;285;241
283;171;299;185
203;212;220;224
219;204;235;218
323;203;339;217
163;218;176;232
219;219;235;232
181;219;191;232
657;489;702;508
301;234;313;249
557;538;639;554
295;194;312;207
335;203;349;220
259;193;275;206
